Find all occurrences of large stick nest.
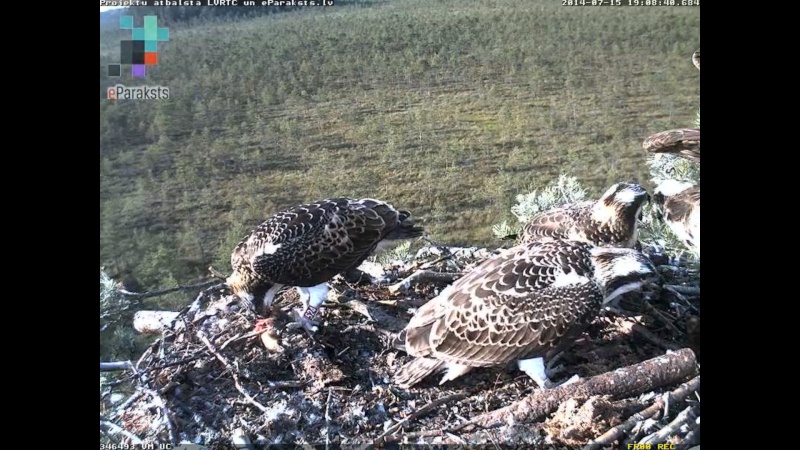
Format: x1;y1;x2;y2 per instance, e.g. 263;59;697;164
103;244;700;448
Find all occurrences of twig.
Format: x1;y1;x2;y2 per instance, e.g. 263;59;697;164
419;254;455;270
458;348;698;431
197;331;269;413
639;404;700;445
643;301;684;336
101;361;134;372
388;270;462;295
664;284;700;296
143;353;207;372
664;286;700;313
325;388;333;450
140;387;178;445
100;417;144;444
112;391;145;418
375;392;468;444
583;375;700;450
623;321;681;351
118;279;220;299
219;330;260;351
384;429;445;443
674;419;701;447
208;265;228;280
263;380;305;389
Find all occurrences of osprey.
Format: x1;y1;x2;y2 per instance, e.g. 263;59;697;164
227;198;425;331
516;182;650;249
643;128;700;163
692;48;700;71
652;180;700;257
392;239;659;389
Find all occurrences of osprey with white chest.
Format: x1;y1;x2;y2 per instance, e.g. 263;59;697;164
226;197;425;332
392;238;659;389
652;180;700;257
517;181;650;249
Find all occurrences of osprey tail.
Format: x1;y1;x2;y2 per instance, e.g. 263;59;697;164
385;209;425;241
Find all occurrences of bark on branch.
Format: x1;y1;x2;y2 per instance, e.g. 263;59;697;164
458;348;698;431
583;375;700;449
639;404;700;445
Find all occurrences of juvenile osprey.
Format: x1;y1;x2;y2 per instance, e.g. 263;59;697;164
643;128;700;163
227;198;424;331
392;239;659;389
652;180;700;257
517;182;650;249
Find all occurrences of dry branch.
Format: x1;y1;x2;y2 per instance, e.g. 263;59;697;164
665;284;700;296
133;310;181;335
639;404;700;445
139;387;178;445
643;301;684;336
101;361;134;372
583;375;700;449
388;270;462;294
197;331;269;413
617;320;681;351
100;417;143;444
118;279;221;299
459;348;697;431
375;392;468;444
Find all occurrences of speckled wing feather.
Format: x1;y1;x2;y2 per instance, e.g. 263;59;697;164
231;198;422;287
643;128;700;162
664;186;700;223
402;240;603;369
516;202;593;245
654;186;700;255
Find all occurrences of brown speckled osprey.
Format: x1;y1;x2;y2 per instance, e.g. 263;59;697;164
653;180;700;257
227;198;424;331
517;182;650;249
392;239;659;389
643;128;700;163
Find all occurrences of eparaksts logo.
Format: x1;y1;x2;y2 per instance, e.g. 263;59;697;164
107;84;170;100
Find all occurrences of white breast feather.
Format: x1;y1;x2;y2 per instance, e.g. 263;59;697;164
551;270;591;288
614;189;638;204
252;242;282;262
655;179;693;197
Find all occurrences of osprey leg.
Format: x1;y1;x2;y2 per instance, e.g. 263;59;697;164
289;284;330;332
518;357;581;389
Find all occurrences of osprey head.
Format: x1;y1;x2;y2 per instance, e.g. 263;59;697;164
590;247;660;303
226;269;274;312
601;181;650;209
593;182;650;224
652;179;694;222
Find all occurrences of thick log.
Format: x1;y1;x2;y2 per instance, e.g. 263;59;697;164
584;375;700;449
133;310;180;335
461;348;698;430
